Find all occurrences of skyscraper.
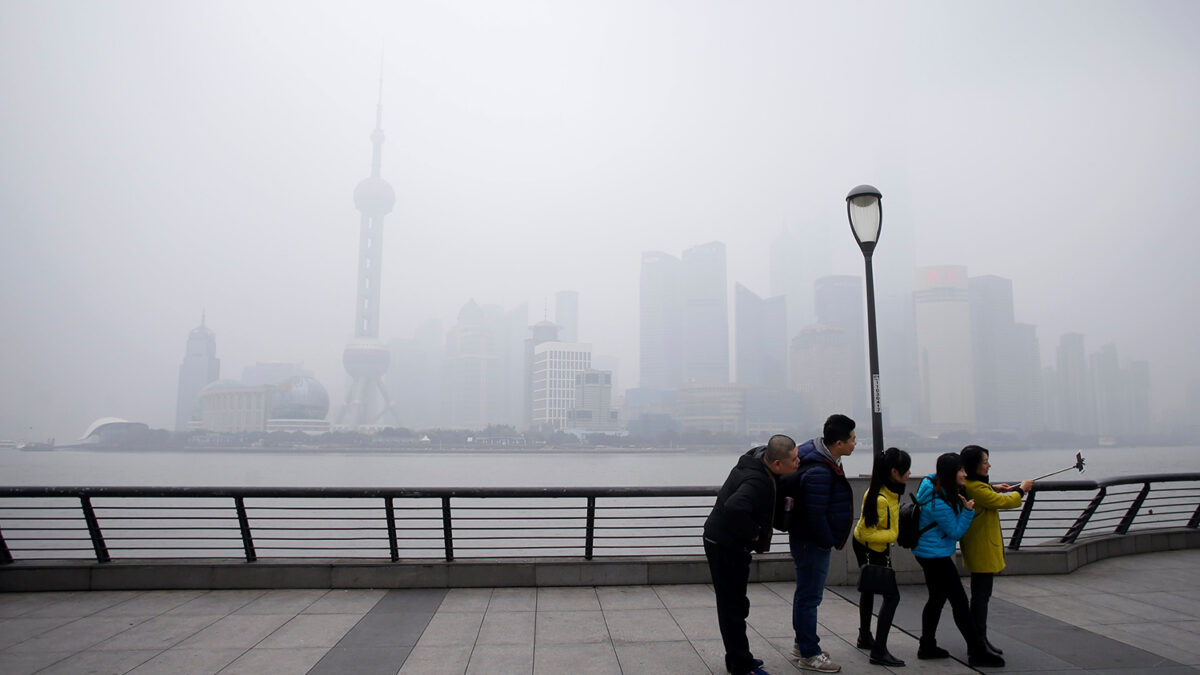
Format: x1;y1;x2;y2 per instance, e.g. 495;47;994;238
555;290;579;343
531;341;592;430
639;251;682;391
790;324;853;427
338;78;400;429
768;225;832;343
814;275;867;421
969;275;1022;431
680;241;729;384
1055;333;1094;436
175;313;220;431
734;283;787;389
914;266;975;433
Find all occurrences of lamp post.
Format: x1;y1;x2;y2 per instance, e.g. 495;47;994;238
846;184;884;459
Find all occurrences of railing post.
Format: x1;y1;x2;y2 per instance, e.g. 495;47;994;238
441;497;454;562
80;497;110;563
585;496;596;560
1062;487;1106;544
234;497;256;562
385;497;399;562
1189;501;1200;529
0;523;12;564
1008;490;1037;551
1116;482;1151;535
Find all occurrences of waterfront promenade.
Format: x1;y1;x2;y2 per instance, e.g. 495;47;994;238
1;549;1197;674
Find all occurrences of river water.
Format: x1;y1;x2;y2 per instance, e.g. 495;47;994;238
3;444;1198;487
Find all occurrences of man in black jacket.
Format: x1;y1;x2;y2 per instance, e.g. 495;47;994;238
703;434;800;675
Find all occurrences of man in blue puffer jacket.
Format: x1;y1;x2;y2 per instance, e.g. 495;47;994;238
780;414;857;673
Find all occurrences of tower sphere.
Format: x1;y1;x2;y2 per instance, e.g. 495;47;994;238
354;177;396;216
342;338;390;378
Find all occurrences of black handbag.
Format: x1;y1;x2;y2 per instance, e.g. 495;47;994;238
857;562;897;595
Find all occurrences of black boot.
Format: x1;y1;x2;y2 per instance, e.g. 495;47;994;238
968;649;1005;667
917;639;949;660
870;597;901;665
869;649;905;667
982;631;1003;655
857;628;875;650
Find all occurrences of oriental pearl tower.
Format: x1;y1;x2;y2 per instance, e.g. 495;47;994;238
337;77;401;428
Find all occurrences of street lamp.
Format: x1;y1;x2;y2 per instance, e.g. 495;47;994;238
846;184;884;459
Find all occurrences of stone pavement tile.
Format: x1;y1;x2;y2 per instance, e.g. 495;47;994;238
334;608;432;648
535;609;609;644
1138;591;1200;619
1003;623;1175;671
34;648;159;675
256;612;363;649
19;590;134;618
414;609;484;647
668;606;721;640
489;587;536;612
125;647;245;675
0;592;78;619
372;588;448;615
534;641;621;675
308;646;413;675
612;640;708;674
166;590;264;616
810;594;862;634
746;603;793;638
6;615;147;653
464;642;533;675
604;608;687;643
232;589;326;615
1081;592;1195;622
0;616;77;649
596;584;663;610
652;583;714;609
302;588;386;614
748;582;791;607
1004;592;1143;627
218;646;328;675
94;590;205;617
762;580;794;602
1098;621;1200;662
398;644;473;674
94;614;222;651
536;586;600;611
438;587;492;612
173;613;292;649
477;610;534;645
0;649;73;675
992;576;1074;598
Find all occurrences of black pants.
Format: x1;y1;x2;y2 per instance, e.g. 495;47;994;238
970;572;995;638
852;539;900;651
704;539;755;674
916;555;985;654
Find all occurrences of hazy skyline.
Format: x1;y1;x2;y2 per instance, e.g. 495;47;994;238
4;1;1200;442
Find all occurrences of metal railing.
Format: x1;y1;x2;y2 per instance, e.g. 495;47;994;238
1;474;1197;564
1003;472;1200;549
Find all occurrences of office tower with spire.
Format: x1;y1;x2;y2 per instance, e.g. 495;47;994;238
175;313;220;431
337;78;401;429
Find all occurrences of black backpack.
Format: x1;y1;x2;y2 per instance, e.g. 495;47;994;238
896;492;935;549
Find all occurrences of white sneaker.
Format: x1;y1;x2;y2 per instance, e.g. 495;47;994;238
796;651;841;673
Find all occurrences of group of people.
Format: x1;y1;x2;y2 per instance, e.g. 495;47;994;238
704;414;1034;674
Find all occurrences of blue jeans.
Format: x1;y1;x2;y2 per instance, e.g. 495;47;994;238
790;539;831;658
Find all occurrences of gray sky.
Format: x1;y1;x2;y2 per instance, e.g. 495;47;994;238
3;1;1199;442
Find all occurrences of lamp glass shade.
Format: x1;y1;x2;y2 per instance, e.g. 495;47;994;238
848;194;881;245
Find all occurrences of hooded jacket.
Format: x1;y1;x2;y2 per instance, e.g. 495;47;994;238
703;446;778;551
911;474;975;559
781;438;853;549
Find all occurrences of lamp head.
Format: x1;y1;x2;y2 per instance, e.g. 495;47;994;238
846;184;883;254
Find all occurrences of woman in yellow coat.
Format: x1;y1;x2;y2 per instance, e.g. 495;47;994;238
852;447;910;667
959;445;1034;656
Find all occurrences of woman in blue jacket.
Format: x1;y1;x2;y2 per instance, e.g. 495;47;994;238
912;453;1004;668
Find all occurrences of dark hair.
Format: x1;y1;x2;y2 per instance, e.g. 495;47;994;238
822;414;856;446
933;452;964;512
765;434;797;464
863;447;911;528
960;445;989;481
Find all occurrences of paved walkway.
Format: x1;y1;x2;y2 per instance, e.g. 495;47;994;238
1;549;1197;674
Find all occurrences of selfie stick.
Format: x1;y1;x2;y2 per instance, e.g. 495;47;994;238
1031;452;1086;481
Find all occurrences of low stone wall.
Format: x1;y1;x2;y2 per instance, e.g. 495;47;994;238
3;528;1197;592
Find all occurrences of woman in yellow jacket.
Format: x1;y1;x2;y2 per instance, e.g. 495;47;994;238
852;447;910;667
959;445;1034;656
